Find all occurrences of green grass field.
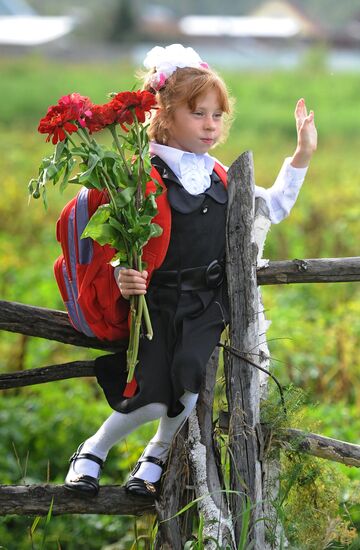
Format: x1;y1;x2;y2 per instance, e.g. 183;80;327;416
1;55;360;548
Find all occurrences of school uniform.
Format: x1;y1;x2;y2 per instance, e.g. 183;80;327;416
95;144;307;417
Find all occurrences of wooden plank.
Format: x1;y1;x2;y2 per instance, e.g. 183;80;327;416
0;484;154;516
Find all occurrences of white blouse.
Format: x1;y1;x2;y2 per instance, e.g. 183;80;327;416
150;142;308;225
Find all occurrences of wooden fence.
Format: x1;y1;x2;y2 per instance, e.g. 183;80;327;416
1;152;360;548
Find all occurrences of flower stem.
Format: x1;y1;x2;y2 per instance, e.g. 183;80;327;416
126;295;138;382
126;292;144;383
77;126;92;145
109;126;132;179
101;166;118;214
63;131;77;148
133;117;144;210
141;295;153;340
137;252;153;340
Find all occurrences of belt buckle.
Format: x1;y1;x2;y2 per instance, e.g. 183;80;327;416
205;260;224;288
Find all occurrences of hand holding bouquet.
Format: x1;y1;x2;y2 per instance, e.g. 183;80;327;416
29;91;162;383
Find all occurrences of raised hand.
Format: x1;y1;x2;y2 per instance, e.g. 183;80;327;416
291;98;317;168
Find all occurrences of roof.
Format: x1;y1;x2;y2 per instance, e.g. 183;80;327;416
179;15;300;38
0;0;76;45
251;1;323;38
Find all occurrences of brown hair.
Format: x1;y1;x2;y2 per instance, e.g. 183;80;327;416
141;66;234;145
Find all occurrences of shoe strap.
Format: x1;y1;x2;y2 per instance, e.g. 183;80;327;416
138;455;164;467
69;450;104;468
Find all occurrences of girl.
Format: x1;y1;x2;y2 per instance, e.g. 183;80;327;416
65;44;317;498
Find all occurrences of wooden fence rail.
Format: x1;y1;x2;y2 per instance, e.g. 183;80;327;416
0;485;155;516
0;300;125;351
1;257;360;346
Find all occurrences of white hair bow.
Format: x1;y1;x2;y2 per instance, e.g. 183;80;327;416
143;43;208;90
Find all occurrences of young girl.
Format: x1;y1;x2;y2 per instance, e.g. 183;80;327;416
65;44;317;498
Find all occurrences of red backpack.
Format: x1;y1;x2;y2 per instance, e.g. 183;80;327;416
54;162;227;342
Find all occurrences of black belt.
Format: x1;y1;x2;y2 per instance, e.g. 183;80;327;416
151;259;224;291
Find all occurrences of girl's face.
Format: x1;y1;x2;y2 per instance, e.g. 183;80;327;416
166;89;223;154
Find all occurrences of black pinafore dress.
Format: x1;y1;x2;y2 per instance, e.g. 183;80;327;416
95;158;229;417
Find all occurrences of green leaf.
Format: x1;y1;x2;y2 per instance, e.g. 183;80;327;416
81;169;103;191
108;216;125;233
41;185;48;210
68;174;81;184
112;161;132;188
83;222;118;246
54;140;66;162
69;146;90;159
89;140;105;159
81;204;111;239
41;162;58;182
78;152;100;183
149;223;163;239
143;153;152;174
114;186;137;208
28;178;37;197
39;156;52;170
110;249;129;266
41;497;54;549
142;193;158;217
59;157;76;194
30;515;41;536
81;204;122;246
139;214;154;225
103;150;120;161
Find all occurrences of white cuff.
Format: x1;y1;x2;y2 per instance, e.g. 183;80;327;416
284;157;308;183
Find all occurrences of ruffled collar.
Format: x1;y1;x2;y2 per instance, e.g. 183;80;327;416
151;155;227;214
149;142;217;195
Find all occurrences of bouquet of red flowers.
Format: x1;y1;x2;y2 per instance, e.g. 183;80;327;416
29;91;162;382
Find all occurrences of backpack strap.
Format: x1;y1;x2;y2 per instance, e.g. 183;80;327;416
213;161;228;187
141;165;172;281
54;192;96;337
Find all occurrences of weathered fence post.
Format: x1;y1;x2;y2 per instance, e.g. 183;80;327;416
224;151;265;547
154;349;236;549
187;349;236;548
154;425;193;549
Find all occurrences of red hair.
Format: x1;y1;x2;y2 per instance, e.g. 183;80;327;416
142;66;233;145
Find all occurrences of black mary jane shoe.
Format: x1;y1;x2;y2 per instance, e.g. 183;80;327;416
64;442;104;498
124;456;165;499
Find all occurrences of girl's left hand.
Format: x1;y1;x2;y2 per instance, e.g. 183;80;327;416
291;98;318;168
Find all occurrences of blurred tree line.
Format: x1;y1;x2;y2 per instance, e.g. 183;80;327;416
26;0;360;43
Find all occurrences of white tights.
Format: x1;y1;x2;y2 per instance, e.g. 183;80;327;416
73;391;199;482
